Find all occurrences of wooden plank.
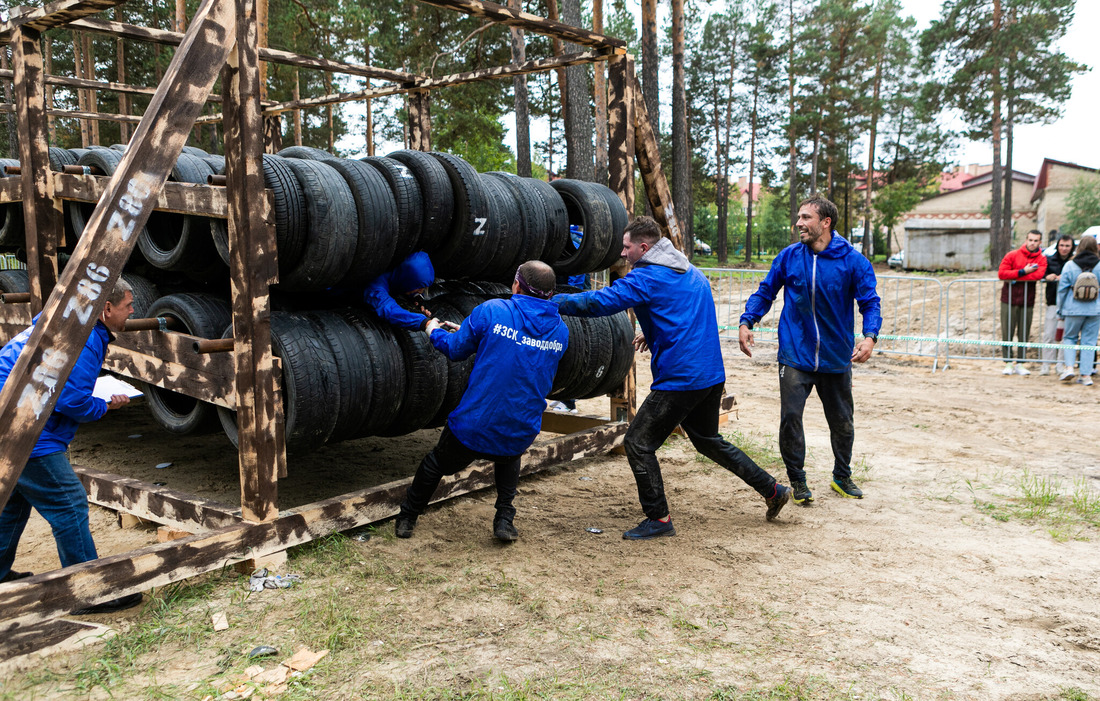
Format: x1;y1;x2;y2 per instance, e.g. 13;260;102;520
224;0;283;523
0;0;125;42
631;75;684;252
539;411;611;434
0;304;33;328
0;178;21;204
54;173;231;217
0;0;238;523
408;91;430;152
0;67;233;102
0;102;143;123
0;618;109;667
12;25;63;313
67;17;423;83
74;465;242;531
607;55;637;423
415;49;616;90
0;421;626;630
416;0;626;49
104;346;236;408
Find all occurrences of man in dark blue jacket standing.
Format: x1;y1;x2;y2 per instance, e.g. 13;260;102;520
395;260;568;542
555;216;790;541
0;278;141;614
739;196;881;504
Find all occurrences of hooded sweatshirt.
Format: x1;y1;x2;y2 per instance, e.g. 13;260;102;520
998;244;1047;306
430;294;568;456
1056;250;1100;318
555;237;726;391
0;316;111;458
740;233;882;374
362;251;435;330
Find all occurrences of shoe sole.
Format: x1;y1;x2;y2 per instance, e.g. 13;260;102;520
830;482;863;499
622;528;676;540
792;495;813;505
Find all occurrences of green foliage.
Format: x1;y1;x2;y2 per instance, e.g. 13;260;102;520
1062;177;1100;238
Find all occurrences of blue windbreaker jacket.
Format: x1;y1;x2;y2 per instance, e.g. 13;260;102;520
362;251;435;330
555;238;726;392
740;234;882;374
0;317;112;458
430;294;568;456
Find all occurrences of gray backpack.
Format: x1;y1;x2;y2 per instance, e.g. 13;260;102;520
1073;267;1099;302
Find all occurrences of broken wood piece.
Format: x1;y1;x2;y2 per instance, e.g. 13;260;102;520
233;549;287;576
117;512;147;529
157;526;191;542
212;611;229;631
252;664;289;684
283;647;328;672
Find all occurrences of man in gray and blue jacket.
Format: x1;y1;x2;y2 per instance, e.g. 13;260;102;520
739;196;881;504
555;216;790;541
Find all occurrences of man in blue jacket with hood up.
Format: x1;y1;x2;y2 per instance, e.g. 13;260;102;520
362;251;436;330
395;260;568;542
555;216;791;541
0;278;142;614
739;196;881;504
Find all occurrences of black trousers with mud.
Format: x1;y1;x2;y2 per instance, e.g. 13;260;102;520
623;382;778;521
400;427;521;524
778;364;854;484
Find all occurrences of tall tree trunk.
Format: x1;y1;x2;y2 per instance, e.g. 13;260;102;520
324;72;334;152
547;0;568;123
43;39;55;142
509;0;531;176
862;49;883;259
561;0;594;180
293;70;302;146
989;0;1006;267
714;83;727;264
745;73;759;265
365;44;375;156
115;7;129;143
83;34;99;145
1003;62;1015;244
592;0;608;185
788;0;798;244
641;0;659;138
671;0;690;254
721;36;737;264
810;118;821;196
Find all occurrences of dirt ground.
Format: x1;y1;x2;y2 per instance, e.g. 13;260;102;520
4;341;1100;699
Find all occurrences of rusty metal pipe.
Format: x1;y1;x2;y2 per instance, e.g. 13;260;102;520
0;292;31;304
122;316;182;332
3;165;20;175
62;164;104;175
194;337;234;354
207;174;227;186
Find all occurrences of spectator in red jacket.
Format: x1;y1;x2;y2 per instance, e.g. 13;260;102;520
997;230;1047;375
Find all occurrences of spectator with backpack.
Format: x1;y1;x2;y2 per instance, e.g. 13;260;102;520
1056;235;1100;386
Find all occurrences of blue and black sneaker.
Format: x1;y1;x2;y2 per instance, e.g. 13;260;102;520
622;518;676;540
791;480;813;505
831;477;864;499
765;484;791;521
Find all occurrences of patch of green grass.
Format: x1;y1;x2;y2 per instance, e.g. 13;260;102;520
708;674;859;700
1056;687;1094;701
966;470;1100;537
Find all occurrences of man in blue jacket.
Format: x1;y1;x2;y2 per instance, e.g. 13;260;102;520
0;278;141;614
395;260;568;542
739;196;881;504
555;216;790;541
362;251;436;330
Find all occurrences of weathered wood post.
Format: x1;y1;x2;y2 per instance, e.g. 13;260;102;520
606;51;636;422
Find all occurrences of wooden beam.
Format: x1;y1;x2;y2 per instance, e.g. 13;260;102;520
75;465;242;531
0;177;21;205
416;0;626;49
0;0;237;523
259;84;406;118
12;25;63;314
105;341;236;408
607;54;637;423
66;17;423;83
0;102;142;123
539;411;612;434
224;0;283;523
631;75;683;252
0;0;125;43
0;422;626;630
408;91;430;151
53;172;233;218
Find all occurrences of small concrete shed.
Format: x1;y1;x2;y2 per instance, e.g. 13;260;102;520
903;219;991;271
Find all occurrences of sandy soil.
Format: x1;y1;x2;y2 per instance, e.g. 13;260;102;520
6;342;1100;698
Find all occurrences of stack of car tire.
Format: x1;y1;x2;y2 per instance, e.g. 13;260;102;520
0;145;634;454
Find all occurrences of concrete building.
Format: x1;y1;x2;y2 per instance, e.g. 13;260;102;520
1029;159;1100;236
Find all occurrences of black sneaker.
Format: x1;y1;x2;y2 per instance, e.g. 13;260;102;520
765;484;791;521
0;570;32;583
622;518;676;540
831;477;864;499
493;519;519;542
72;593;143;615
394;516;417;539
791;480;814;505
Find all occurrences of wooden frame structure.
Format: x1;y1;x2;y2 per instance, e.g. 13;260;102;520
0;0;687;636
